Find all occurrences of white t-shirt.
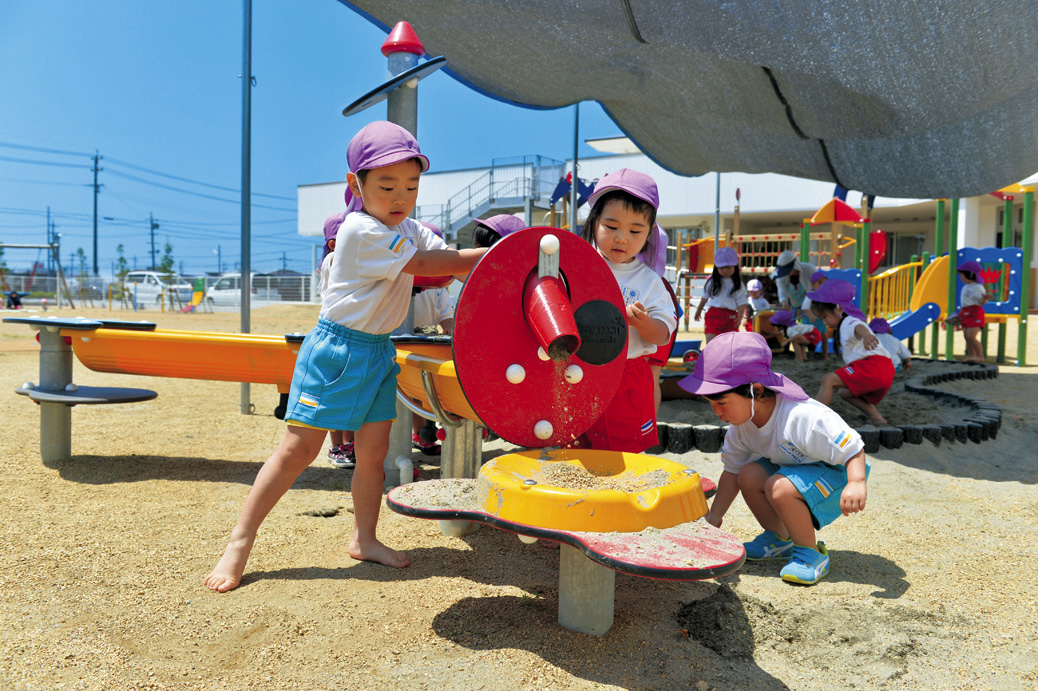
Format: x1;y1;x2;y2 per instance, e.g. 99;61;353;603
876;333;911;370
703;276;749;311
320;213;448;333
749;295;770;311
786;323;817;339
961;282;986;307
838;315;891;364
721;395;864;475
413;287;452;329
316;251;334;298
607;259;677;359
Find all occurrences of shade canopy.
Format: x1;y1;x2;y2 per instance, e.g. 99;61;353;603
341;1;1038;199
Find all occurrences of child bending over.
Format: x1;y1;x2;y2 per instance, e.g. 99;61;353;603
205;122;486;592
768;310;823;362
679;332;868;585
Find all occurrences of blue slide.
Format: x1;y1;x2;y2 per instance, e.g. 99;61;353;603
889;302;941;341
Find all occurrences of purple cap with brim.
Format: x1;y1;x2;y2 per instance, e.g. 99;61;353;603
747;279;763;291
806;278;867;320
869;318;892;334
954;258;979;273
587;168;660;211
323;212;347;258
810;270;827;283
769;310;796;327
678;332;808;400
344;121;430;213
640;224;667;276
421;221;443;239
714;246;740;268
475;214;527;238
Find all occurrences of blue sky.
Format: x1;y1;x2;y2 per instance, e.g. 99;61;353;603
0;0;622;277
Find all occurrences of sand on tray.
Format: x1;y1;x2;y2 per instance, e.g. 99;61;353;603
1;305;1036;690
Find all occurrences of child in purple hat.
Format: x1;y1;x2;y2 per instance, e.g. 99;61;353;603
678;331;868;585
868;318;912;371
206;122;487;593
955;260;990;362
578;168;676;452
768;309;823;362
471;214;528;248
806;279;894;425
693;246;748;344
800;270;831;360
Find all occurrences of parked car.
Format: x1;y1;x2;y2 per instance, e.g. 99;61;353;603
122;271;194;307
204;273;278;307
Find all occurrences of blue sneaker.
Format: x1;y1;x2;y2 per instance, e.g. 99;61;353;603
780;543;830;585
743;530;794;561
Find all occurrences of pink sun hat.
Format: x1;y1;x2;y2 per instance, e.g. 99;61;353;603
805;278;867;320
474;214;527;238
587;168;660;211
714;246;740;267
640;224;668;276
344;121;430;213
868;317;892;334
769;310;796;327
678;332;808;400
322;212;347;258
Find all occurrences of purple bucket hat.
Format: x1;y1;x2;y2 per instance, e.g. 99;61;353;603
475;214;527;238
678;332;808;400
747;278;763;291
714;246;740;268
769;310;796;327
810;270;827;283
344;121;429;213
954;258;979;273
587;168;660;211
322;212;347;258
806;278;867;320
640;224;668;276
420;221;443;239
868;318;892;334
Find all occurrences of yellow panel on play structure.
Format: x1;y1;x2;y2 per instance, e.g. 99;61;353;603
476;449;709;533
910;255;950;318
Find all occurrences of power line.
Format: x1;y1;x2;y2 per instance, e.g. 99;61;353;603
105;155;295;201
0;141;92;157
0;155;91;169
105;168;296;211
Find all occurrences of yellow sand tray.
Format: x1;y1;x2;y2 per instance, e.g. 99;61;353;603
392;340;477;422
476;449;709;533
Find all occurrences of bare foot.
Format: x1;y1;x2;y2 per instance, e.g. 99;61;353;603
204;532;255;593
349;538;409;568
868;414;889;425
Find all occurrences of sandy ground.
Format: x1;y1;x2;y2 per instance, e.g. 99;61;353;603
1;304;1036;690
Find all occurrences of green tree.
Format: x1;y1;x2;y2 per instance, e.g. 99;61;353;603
158;242;175;281
0;246;6;272
75;248;88;277
114;244;130;282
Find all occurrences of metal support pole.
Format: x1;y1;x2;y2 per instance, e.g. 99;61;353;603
37;325;73;463
240;0;253;414
558;544;615;636
1018;189;1033;366
945;199;959;361
997;197;1012;363
860;220;871;318
437;418;483;537
570;104;579;233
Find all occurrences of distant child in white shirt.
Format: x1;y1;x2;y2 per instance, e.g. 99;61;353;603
693;247;748;344
955;260;990;363
868;318;912;371
679;331;868;586
768;310;822;362
205;121;486;593
807;279;894;425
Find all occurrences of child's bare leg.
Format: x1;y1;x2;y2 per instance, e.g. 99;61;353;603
791;338;806;362
703;332;715;344
205;426;327;592
963;328;983;362
650;364;663;413
330;430;345;447
815;372;843;406
765;475;816;547
737;463;788;539
839;389;887;425
349;419;409;568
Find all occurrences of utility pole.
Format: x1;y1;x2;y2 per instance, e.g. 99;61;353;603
149;214;158;269
46;207;53;275
240;0;253;415
92;150;102;275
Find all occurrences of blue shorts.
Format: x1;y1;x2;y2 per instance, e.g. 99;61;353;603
284;318;399;431
754;457;871;529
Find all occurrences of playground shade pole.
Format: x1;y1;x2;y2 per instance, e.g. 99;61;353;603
860;219;871;318
945;198;959;361
1019;189;1033;367
931;200;945;359
997;196;1012;363
799;221;809;263
240;0;253;415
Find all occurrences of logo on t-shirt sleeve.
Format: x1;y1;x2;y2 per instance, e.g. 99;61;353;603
831;430;853;450
388;234;407;254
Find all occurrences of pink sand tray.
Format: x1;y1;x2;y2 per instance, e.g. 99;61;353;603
387;478;744;636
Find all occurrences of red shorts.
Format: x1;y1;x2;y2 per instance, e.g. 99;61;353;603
836;354;895;405
704;307;739;336
646;279;680;367
959;305;986;329
585;357;658;453
798;327;822;346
